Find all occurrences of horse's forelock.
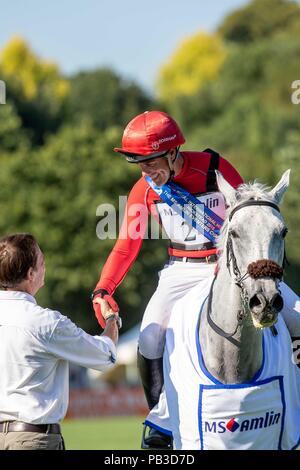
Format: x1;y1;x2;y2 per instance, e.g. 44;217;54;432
217;181;275;253
235;181;273;204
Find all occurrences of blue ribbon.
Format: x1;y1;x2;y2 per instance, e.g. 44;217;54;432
145;176;223;243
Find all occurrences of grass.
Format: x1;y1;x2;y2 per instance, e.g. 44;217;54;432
61;416;144;450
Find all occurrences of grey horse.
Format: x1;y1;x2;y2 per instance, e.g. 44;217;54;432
157;170;300;449
200;169;290;384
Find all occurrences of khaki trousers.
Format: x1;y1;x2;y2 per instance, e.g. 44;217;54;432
0;431;65;450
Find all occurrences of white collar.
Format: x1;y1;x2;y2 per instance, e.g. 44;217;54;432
0;290;37;304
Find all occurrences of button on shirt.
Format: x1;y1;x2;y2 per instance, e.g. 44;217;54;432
0;291;116;424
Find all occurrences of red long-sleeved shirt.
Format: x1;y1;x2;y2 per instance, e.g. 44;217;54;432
96;151;243;294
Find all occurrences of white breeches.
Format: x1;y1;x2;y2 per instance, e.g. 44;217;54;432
138;260;216;359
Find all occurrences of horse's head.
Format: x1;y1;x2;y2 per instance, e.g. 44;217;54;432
216;170;290;329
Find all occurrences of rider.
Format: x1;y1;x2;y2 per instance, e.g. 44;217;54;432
92;110;243;447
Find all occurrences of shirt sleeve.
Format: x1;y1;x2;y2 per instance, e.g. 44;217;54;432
218;156;244;189
47;315;117;371
95;178;149;295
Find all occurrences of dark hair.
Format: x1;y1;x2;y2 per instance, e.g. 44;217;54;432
0;233;39;289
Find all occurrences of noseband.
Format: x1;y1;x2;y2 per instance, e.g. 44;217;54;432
207;200;284;341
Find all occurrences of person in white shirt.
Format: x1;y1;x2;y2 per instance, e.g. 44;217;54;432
0;233;120;450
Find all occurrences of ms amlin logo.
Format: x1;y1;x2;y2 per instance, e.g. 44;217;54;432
0;80;6;104
205;410;281;434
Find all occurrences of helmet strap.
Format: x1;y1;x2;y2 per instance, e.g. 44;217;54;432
166;147;180;182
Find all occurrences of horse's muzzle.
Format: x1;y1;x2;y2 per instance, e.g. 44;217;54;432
249;293;283;328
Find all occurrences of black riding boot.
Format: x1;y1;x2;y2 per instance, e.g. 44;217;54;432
137;349;173;449
137;350;164;409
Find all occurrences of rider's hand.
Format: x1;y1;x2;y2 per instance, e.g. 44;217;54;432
92;290;119;328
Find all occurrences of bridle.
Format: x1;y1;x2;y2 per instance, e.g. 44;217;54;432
206;200;284;342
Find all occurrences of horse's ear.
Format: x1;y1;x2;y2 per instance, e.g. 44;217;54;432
269;169;290;205
215;170;236;207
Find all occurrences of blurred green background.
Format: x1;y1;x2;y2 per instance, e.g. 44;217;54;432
0;0;299;338
62;417;143;450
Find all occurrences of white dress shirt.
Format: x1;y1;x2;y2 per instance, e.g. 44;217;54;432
0;290;116;424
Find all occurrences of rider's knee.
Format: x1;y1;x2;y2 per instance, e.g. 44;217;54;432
138;324;165;359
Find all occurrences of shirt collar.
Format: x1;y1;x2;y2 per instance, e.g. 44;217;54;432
0;290;37;305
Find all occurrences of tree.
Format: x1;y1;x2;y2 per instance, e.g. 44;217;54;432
65;68;154;130
167;35;300;181
0;101;29;151
0;37;69;144
273;132;300;294
218;0;300;43
156;32;226;102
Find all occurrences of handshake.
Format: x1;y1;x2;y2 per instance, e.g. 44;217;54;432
92;288;121;330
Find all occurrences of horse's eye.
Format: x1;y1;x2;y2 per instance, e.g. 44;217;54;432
230;229;239;239
281;228;288;239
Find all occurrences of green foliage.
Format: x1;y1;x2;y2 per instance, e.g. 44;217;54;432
0;101;29;151
65;68;153;130
218;0;300;43
273;133;300;293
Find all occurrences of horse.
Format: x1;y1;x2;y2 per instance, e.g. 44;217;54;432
156;169;300;450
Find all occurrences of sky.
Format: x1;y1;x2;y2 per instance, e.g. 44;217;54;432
0;0;250;93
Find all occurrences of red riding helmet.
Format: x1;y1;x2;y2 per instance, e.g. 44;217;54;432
114;111;185;163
